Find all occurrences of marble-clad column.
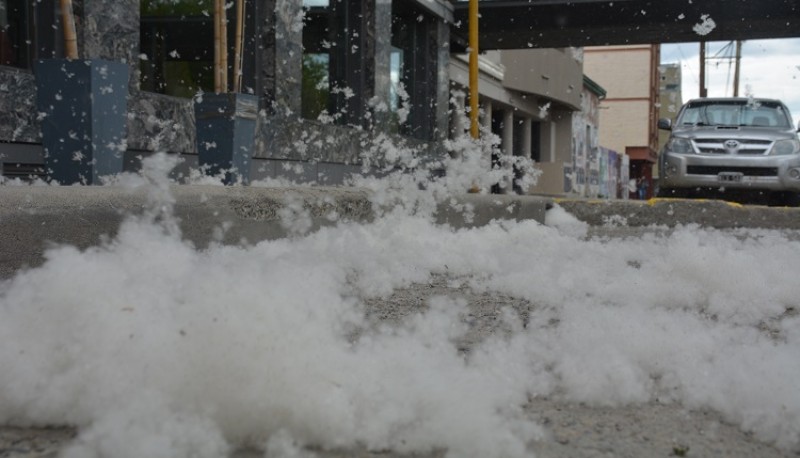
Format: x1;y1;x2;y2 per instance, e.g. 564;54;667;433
253;0;304;160
371;0;393;131
253;0;303;117
273;0;304;118
434;19;450;143
76;0;139;90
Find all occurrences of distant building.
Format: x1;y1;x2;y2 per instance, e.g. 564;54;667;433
583;45;661;199
459;48;622;198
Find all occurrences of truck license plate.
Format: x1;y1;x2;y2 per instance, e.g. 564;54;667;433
718;172;743;182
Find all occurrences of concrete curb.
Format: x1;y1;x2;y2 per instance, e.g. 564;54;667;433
0;186;552;278
5;185;800;279
555;197;800;230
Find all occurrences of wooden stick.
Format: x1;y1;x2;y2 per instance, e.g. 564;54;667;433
59;0;78;59
213;0;222;92
220;0;228;92
232;0;245;93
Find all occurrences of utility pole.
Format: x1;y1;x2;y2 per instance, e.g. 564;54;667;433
699;41;707;97
732;40;742;97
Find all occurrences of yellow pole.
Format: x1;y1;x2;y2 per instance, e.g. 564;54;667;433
220;0;229;91
468;0;479;139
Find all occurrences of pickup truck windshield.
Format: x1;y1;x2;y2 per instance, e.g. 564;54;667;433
677;100;792;128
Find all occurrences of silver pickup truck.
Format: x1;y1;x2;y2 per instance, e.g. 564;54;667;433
657;97;800;205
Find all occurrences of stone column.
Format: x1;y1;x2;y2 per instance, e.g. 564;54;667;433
253;0;302;117
254;0;276;111
371;0;393;131
274;0;304;118
77;0;139;91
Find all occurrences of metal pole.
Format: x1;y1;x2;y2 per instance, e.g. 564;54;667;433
468;0;479;139
214;0;222;93
699;41;707;98
220;0;228;92
733;40;742;97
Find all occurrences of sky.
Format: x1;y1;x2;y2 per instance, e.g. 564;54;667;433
1;152;800;457
661;38;800;127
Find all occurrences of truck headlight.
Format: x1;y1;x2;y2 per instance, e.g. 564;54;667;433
771;139;800;155
666;137;694;154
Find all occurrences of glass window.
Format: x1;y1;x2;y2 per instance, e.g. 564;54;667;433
0;0;32;68
302;53;330;120
391;1;437;140
302;1;331;120
677;100;792;128
139;0;215;97
302;0;370;126
389;46;403;114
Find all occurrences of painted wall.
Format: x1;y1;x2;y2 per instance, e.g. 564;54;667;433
566;81;626;199
584;45;660;157
501;48;583;110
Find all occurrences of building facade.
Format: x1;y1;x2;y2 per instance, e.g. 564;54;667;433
583;44;661;199
0;0;454;183
0;0;621;197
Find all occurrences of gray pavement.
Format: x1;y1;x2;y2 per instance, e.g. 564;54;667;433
556;197;800;230
4;184;800;279
2;187;800;457
0;185;548;279
0;275;793;458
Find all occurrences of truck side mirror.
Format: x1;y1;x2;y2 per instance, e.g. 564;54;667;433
657;118;672;131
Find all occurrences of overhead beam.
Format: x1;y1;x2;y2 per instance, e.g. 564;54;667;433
452;0;800;50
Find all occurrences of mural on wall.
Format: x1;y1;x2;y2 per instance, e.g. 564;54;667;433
571;81;629;199
570;132;586;195
605;148;620;198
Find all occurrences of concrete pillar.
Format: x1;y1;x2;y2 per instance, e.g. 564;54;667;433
522;117;532;158
540;120;556;163
481;100;493;132
498;109;515;194
502;109;514;155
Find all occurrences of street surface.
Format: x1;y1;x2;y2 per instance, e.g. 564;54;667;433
1;196;799;458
